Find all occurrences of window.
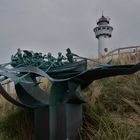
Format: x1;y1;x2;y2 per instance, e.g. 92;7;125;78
104;48;108;52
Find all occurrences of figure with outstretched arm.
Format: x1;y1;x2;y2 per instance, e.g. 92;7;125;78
66;48;79;63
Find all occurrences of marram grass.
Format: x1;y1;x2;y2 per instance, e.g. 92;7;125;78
0;98;34;140
81;71;140;140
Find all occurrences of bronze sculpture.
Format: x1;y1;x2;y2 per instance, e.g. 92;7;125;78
0;48;140;140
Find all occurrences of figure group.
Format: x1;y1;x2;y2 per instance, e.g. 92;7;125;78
11;48;79;70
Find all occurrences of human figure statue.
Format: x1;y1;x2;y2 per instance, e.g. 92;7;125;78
23;50;32;57
31;52;43;66
66;48;78;63
12;48;23;62
23;50;33;65
15;48;22;59
46;52;56;64
11;48;23;67
33;52;48;69
57;52;66;65
37;53;43;60
11;55;19;67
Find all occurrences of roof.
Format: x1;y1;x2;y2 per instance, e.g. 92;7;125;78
97;15;109;24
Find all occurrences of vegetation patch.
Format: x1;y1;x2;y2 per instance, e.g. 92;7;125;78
0;104;34;140
81;72;140;140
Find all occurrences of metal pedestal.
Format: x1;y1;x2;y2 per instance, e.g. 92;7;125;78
34;104;82;140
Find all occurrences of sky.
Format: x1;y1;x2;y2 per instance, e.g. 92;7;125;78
0;0;140;63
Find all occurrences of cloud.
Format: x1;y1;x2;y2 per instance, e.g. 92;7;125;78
0;0;140;63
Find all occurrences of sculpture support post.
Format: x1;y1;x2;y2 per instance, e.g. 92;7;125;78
34;104;82;140
34;106;50;140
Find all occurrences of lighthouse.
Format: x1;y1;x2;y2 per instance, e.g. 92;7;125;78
94;15;113;57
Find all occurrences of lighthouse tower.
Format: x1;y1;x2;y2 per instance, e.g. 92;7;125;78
94;15;113;57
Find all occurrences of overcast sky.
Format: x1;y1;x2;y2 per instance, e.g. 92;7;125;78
0;0;140;63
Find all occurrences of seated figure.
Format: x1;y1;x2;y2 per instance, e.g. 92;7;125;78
45;52;56;64
57;52;66;65
66;48;78;63
11;48;23;67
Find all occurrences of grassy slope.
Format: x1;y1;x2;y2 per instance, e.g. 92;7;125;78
0;54;140;140
81;72;140;140
81;53;140;140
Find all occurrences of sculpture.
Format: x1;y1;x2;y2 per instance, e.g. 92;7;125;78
0;48;140;140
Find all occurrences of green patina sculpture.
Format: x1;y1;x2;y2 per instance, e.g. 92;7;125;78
1;48;140;140
11;48;79;71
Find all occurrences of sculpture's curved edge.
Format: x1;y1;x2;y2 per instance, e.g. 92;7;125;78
74;62;140;89
2;63;139;85
0;84;33;109
15;80;49;107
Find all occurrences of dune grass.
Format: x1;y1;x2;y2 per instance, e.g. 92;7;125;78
81;72;140;140
0;96;34;140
